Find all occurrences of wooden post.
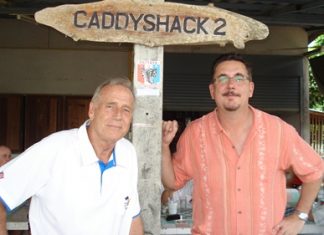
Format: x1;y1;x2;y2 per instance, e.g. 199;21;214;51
132;44;163;234
301;57;310;142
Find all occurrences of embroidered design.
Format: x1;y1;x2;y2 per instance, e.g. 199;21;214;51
293;145;316;169
199;116;214;235
256;110;268;234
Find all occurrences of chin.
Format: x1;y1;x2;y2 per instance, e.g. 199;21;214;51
224;106;240;111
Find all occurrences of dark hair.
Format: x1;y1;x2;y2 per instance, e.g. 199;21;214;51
211;53;252;83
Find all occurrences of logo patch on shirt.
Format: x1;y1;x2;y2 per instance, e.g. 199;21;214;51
124;196;130;210
0;171;4;179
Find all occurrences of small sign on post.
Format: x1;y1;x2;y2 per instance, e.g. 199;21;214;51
35;0;269;49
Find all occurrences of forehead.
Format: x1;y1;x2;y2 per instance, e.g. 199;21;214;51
99;85;134;104
214;60;248;76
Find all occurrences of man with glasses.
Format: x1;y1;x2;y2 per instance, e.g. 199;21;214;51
162;53;324;235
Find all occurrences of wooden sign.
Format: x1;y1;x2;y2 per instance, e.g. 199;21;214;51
34;0;269;48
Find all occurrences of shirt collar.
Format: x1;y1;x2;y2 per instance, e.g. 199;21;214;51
213;106;258;135
78;120;101;166
77;120;128;168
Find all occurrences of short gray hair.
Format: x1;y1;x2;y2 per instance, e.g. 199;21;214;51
91;77;134;102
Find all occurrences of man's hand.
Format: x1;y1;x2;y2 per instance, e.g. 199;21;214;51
162;120;178;146
272;214;305;235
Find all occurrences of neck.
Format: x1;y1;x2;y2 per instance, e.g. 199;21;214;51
216;107;254;155
216;107;253;132
96;146;114;164
87;126;115;163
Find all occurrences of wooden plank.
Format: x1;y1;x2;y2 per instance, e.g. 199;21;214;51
0;95;23;152
64;96;91;129
34;0;269;49
24;96;62;149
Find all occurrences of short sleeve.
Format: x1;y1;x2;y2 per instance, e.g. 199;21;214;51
282;124;324;183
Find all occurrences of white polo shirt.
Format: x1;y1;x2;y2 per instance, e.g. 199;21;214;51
0;121;141;235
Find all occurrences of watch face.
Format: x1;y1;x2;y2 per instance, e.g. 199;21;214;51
298;212;308;220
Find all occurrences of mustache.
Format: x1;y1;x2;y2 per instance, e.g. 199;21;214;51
222;91;241;97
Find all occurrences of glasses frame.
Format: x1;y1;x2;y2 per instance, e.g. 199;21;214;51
213;73;250;85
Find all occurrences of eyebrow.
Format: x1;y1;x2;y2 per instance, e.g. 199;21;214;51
105;101;133;110
217;72;245;78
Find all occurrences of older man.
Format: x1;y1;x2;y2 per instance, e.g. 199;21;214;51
0;78;143;235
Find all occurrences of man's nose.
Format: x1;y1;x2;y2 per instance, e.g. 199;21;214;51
226;77;236;86
113;107;122;119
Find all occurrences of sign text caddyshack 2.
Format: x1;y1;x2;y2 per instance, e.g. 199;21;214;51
35;0;269;48
74;10;227;36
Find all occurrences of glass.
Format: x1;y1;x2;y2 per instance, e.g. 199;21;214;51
168;201;178;215
214;74;248;85
179;197;186;212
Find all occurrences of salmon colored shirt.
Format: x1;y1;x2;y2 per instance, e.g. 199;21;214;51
172;107;324;235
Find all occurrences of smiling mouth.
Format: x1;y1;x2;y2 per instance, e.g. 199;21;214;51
107;125;122;129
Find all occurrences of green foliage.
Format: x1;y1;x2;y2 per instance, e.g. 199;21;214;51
308;35;324;111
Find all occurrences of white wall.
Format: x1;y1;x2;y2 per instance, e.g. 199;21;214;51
0;48;129;95
0;19;131;95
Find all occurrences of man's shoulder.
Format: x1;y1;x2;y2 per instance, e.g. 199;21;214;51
253;107;294;130
187;110;214;126
48;128;78;138
117;137;134;147
116;138;136;154
40;128;79;145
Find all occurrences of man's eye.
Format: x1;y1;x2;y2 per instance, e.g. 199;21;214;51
234;75;245;82
218;76;229;83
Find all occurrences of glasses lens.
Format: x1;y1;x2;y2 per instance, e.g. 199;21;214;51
233;75;245;82
217;75;229;84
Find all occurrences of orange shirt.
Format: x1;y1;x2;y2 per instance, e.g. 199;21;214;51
172;107;324;235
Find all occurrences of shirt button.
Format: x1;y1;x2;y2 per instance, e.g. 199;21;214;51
238;211;242;214
237;167;241;170
237;188;241;191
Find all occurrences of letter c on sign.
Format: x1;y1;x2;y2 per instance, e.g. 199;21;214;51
74;10;87;28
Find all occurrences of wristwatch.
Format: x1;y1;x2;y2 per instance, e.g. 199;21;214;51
294;210;308;222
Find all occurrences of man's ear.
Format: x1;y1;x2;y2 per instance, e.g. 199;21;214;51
249;81;255;98
209;83;216;100
88;101;95;121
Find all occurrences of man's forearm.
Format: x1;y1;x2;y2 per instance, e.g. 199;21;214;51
161;144;176;190
129;216;144;235
296;178;322;213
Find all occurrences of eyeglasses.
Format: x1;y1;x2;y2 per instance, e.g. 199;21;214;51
214;74;249;85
